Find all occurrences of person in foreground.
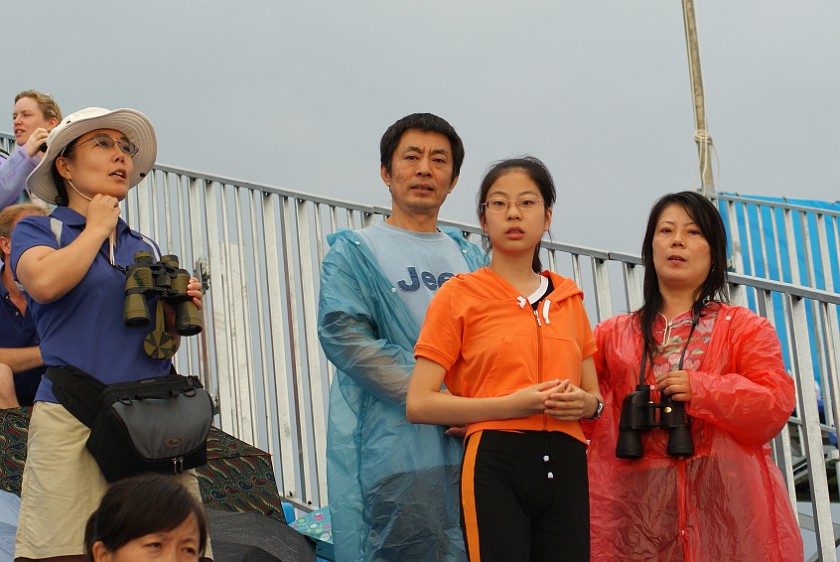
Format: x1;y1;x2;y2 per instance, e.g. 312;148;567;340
10;107;207;561
318;113;484;561
84;472;207;562
0;91;62;208
407;157;601;562
583;190;802;561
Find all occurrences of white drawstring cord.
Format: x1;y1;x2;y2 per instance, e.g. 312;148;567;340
67;179;92;202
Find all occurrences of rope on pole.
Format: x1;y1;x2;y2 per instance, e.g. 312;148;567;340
682;0;715;197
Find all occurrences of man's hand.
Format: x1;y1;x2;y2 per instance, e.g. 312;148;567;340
444;425;466;438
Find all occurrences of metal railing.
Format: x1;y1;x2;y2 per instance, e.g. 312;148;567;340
715;193;840;293
128;165;840;561
0;136;14;160
3;133;840;558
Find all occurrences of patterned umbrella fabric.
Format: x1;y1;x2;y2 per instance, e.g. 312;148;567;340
0;407;287;521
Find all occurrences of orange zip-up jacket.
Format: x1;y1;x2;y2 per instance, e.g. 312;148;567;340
415;267;596;442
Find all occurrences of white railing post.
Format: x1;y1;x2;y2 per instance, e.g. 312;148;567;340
591;258;613;322
789;293;837;561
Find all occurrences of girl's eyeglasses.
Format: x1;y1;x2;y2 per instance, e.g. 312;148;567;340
482;196;544;213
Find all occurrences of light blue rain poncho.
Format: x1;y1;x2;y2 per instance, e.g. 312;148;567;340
318;227;486;562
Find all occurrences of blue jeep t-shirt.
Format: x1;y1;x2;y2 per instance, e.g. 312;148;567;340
357;221;471;326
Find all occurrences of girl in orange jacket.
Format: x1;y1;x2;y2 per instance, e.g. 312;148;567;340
408;156;602;562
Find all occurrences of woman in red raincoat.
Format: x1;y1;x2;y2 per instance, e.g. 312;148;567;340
582;191;802;561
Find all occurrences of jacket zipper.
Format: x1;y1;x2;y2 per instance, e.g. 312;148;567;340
531;306;547;430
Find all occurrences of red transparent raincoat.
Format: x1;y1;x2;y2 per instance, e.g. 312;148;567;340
584;304;803;561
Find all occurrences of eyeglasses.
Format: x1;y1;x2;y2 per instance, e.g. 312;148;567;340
64;133;139;157
482;196;544;213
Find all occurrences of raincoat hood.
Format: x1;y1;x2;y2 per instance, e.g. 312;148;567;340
454;267;583;326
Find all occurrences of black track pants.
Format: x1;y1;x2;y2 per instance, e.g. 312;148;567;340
461;430;590;562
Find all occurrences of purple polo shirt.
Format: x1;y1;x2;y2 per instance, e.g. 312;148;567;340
10;206;172;404
0;266;42;405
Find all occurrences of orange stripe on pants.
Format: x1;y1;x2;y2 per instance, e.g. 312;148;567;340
462;430;483;562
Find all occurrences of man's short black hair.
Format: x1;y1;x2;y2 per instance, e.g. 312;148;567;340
380;113;464;181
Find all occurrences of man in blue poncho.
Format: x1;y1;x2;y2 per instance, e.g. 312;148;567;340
318;113;485;561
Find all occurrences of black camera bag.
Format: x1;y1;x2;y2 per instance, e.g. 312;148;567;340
47;365;213;483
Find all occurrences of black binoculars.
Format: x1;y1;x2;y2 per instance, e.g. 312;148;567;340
616;383;694;459
123;251;203;336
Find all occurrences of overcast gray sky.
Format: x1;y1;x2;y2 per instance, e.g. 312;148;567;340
3;1;838;254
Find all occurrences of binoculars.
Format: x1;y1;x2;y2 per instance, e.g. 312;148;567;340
123;251;203;336
615;383;694;459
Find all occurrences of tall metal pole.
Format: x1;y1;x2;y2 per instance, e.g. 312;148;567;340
682;0;715;196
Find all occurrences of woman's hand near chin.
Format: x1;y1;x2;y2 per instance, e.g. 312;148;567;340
85;194;121;239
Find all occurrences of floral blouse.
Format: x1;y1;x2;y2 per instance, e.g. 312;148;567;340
650;303;720;379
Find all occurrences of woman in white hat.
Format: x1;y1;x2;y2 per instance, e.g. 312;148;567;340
9;107;209;561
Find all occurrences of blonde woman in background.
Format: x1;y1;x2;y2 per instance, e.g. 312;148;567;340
0;90;62;209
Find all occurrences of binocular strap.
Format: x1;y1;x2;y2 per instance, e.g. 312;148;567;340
638;313;700;386
143;300;177;360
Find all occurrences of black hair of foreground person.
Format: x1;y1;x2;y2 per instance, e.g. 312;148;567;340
84;473;208;561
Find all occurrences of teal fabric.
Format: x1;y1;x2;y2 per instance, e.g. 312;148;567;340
318;226;485;562
289;505;333;561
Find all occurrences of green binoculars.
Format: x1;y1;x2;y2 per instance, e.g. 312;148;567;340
123;251;203;336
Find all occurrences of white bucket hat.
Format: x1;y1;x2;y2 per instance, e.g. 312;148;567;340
27;107;157;204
